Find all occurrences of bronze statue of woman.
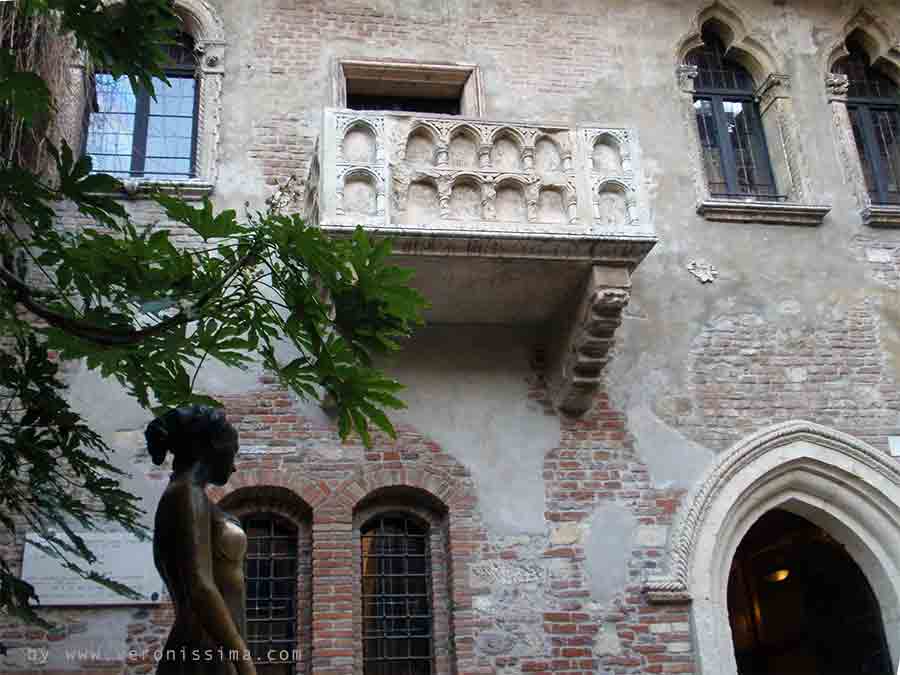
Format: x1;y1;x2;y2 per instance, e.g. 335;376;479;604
146;405;257;675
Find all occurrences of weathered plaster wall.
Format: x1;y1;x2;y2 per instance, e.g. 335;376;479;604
6;1;900;674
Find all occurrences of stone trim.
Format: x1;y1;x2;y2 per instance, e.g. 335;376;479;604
321;224;656;266
109;179;214;201
696;199;831;226
862;204;900;228
644;420;900;603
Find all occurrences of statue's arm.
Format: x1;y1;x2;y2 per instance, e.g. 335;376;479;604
172;483;256;675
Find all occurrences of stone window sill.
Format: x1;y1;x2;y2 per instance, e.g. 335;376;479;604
697;199;831;226
862;205;900;228
107;179;214;201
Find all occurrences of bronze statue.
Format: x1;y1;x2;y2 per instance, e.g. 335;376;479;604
146;406;256;675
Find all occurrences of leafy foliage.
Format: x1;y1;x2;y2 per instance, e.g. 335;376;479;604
0;0;426;652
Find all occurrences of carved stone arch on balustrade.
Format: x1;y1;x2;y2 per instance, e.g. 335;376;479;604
446;124;480;169
589;132;630;176
533;133;564;174
489;127;526;172
405;174;441;224
675;1;783;86
403;122;440;166
594;178;636;228
493;174;529;222
537;185;567;224
340;119;382;165
337;166;384;217
823;7;900;86
447;172;484;221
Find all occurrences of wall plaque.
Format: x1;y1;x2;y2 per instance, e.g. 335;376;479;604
22;532;164;606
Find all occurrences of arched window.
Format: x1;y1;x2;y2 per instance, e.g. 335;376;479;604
85;32;198;179
361;513;433;675
242;513;299;675
833;39;900;205
686;30;776;199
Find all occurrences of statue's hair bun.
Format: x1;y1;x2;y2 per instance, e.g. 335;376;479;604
145;417;171;466
145;405;234;467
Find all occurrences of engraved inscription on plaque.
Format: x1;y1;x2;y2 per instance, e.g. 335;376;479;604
23;532;163;606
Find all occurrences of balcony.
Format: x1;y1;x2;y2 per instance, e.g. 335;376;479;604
305;109;657;414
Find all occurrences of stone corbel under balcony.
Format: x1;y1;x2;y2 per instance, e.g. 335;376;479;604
862;204;900;228
546;266;633;416
697;199;831;226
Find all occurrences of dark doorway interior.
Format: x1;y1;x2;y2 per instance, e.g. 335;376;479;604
728;508;892;675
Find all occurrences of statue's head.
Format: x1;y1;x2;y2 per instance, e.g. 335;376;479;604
145;405;239;485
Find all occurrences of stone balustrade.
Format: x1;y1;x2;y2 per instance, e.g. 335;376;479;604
306;108;655;244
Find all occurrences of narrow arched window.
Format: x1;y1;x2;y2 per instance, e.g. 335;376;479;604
687;30;776;199
833;39;900;205
361;513;433;675
85;32;198;179
243;513;299;675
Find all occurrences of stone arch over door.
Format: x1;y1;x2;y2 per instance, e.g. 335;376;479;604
645;420;900;675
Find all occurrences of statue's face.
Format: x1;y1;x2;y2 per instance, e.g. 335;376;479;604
208;429;238;486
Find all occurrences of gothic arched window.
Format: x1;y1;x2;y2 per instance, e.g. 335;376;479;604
85;32;198;179
242;513;299;675
687;30;776;199
833;40;900;205
361;513;433;675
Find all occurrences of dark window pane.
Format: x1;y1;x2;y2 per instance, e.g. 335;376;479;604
362;514;433;675
686;31;754;92
834;41;900;100
837;42;900;204
694;99;727;195
241;513;298;668
348;93;460;115
872;109;900;204
722;99;774;197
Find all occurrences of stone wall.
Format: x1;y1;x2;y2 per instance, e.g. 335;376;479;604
5;0;900;674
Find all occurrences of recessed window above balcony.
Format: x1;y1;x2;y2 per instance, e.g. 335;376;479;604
335;59;483;117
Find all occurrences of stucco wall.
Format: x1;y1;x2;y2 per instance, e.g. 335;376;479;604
4;1;900;674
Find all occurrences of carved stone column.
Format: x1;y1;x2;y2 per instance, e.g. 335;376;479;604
478;143;492;169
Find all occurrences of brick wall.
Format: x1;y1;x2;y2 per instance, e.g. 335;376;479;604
656;301;900;453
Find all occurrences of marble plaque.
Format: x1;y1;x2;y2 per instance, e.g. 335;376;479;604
22;532;163;606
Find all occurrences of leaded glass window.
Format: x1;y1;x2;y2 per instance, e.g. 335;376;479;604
243;513;299;675
361;514;433;675
85;33;198;179
687;31;777;199
833;41;900;205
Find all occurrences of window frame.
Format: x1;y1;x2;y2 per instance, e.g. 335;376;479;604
847;101;900;205
826;33;900;226
834;45;900;207
688;39;779;201
85;41;200;180
334;59;484;118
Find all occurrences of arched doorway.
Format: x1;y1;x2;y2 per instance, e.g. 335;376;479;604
728;508;892;674
644;421;900;675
